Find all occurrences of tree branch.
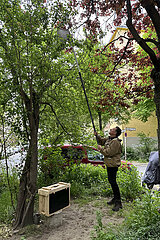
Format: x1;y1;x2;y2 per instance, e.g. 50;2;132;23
141;0;160;43
126;0;159;70
144;38;160;51
100;38;131;87
41;102;71;136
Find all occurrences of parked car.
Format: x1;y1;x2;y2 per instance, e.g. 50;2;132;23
42;144;133;170
60;145;104;167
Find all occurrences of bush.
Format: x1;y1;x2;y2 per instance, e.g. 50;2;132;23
69;181;86;197
117;164;142;200
122;132;158;162
62;164;108;187
91;190;160;240
136;133;158;160
0;169;19;224
116;190;160;239
38;146;65;184
0;172;7;194
61;164;111;197
61;163;142;200
0;166;19;224
122;146;140;161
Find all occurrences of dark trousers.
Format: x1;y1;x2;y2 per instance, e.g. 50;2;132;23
107;167;121;200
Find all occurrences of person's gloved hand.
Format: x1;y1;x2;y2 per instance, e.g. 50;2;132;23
98;145;102;151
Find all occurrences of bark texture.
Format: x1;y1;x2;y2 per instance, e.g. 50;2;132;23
14;90;40;228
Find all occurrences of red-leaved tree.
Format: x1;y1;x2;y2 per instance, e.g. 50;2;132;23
68;0;160;158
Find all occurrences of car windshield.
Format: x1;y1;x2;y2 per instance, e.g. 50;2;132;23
61;148;83;160
87;149;104;161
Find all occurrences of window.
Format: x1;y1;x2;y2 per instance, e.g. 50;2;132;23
87;149;104;162
61;148;83;160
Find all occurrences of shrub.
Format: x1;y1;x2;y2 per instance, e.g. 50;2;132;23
122;133;158;162
61;163;142;200
122;146;140;161
69;181;86;197
117;164;142;200
0;167;19;223
137;132;157;160
0;172;7;194
62;164;108;187
122;133;157;161
61;164;111;197
116;190;160;239
38;146;65;183
91;190;160;240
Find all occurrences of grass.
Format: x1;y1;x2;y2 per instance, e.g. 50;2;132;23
0;190;15;224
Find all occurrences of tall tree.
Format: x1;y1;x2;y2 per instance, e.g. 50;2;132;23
69;0;160;154
0;0;74;227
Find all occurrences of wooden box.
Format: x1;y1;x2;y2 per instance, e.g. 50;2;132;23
38;182;70;216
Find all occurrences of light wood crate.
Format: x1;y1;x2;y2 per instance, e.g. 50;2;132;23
38;182;70;217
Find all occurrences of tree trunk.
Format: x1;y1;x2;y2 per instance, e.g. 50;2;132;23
152;70;160;163
126;0;160;163
14;103;39;228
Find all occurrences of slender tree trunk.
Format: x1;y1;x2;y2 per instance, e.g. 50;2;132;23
14;104;39;228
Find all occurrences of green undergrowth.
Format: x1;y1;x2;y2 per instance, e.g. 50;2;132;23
60;163;142;201
91;190;160;240
0;190;15;224
0;167;19;224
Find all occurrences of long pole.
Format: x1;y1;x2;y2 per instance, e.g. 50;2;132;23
58;29;98;140
72;47;96;133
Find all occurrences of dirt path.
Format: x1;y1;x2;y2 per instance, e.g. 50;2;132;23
2;197;124;240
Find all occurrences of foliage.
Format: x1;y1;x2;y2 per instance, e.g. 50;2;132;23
38;146;65;183
0;168;19;223
68;181;86;198
0;0;77;142
122;132;158;162
62;164;107;187
1;160;142;226
0;0;101;227
91;190;160;240
0;190;15;224
137;132;158;159
58;163;142;200
0;171;6;194
116;191;160;239
38;37;120;144
38;159;142;200
117;164;142;200
78;40;131;123
1;0;159;228
68;0;160;128
91;211;116;240
129;28;157;121
122;145;139;161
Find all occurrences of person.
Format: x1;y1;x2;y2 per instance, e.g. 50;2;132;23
94;127;122;211
142;151;160;190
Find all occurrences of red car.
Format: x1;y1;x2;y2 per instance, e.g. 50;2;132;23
59;145;133;169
